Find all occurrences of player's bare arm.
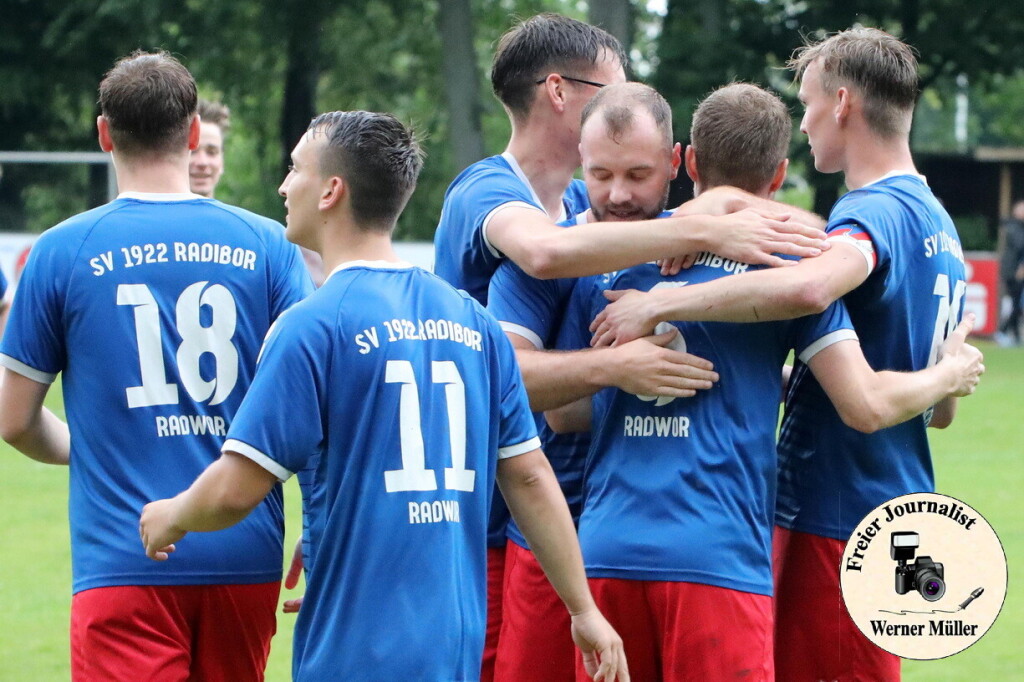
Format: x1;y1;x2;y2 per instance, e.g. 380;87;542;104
545;396;593;435
497;448;629;682
591;240;871;346
507;330;717;412
0;369;70;465
654;190;829;276
140;452;278;561
807;316;983;434
485;204;827;281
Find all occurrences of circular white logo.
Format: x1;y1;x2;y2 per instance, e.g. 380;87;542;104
840;492;1007;660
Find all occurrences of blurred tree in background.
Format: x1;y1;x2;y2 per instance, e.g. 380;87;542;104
3;0;1024;242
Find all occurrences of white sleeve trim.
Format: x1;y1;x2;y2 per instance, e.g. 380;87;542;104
481;201;544;259
498;436;542;460
222;438;294;482
828;234;875;277
0;354;57;384
499;322;544;349
798;329;860;364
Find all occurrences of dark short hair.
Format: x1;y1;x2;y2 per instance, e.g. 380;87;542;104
581;82;673;148
690;83;791;194
789;27;918;138
98;50;197;155
491;13;626;117
308;111;423;232
198;98;231;134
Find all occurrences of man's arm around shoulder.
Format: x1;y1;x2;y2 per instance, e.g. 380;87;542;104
591;241;871;347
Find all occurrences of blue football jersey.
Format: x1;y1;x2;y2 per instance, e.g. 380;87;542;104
434;152;589;548
777;173;968;540
434;152;589;306
224;261;539;682
0;266;7;301
487;216;589;549
0;193;313;593
562;257;855;596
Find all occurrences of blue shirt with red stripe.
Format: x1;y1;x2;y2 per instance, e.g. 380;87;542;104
776;173;967;541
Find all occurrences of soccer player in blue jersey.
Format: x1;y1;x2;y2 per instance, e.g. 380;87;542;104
139;110;629;682
487;82;716;682
434;17;829;677
0;52;313;680
588;29;982;681
545;80;982;682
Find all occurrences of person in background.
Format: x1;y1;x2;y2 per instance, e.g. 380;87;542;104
996;199;1024;346
189;98;229;199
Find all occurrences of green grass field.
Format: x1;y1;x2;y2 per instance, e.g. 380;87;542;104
0;341;1019;680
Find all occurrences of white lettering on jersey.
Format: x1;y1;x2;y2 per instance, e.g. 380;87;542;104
154;414;227;437
88;243;257;277
173;242;258;271
90;251;116;276
355;326;380;355
693;251;750;275
373;319;483;353
622;415;691;438
923;231;965;264
408;500;461;524
121;243;170;269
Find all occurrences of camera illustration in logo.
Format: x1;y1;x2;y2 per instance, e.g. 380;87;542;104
891;531;946;601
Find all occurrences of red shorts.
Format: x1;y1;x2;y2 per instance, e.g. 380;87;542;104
494;540;574;681
480;546;506;682
773;526;900;681
71;582;279;682
578;578;773;682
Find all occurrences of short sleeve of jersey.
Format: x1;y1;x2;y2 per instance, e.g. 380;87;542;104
487;260;572;350
460;170;544;259
788;297;858;364
0;230;72;383
485;312;541;458
223;305;328;480
266;223;315;317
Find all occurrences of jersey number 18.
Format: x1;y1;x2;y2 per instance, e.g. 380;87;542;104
118;282;239;408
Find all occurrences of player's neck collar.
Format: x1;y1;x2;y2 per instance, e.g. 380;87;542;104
500;151;568;223
117;191;206;202
861;170;927;188
326;259;415;281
